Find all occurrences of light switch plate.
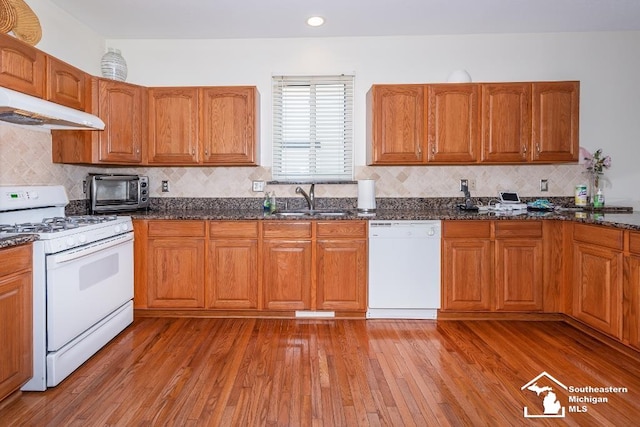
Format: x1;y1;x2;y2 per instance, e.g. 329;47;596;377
252;181;265;192
540;179;549;192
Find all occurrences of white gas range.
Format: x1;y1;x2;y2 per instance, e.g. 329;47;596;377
0;185;134;391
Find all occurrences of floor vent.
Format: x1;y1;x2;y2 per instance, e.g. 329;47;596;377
295;311;336;318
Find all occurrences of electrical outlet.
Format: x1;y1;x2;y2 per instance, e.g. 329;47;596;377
540;179;549;192
162;180;169;192
469;179;476;191
252;181;265;192
460;179;468;191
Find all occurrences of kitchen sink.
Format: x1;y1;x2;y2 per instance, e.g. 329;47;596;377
272;209;352;217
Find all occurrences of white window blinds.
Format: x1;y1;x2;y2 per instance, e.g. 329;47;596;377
272;75;354;182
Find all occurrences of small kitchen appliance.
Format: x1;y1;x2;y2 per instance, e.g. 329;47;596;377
357;179;376;212
87;173;149;214
0;185;134;390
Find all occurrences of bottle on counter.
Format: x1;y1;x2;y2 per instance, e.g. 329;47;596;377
269;192;277;213
593;189;605;208
263;192;271;213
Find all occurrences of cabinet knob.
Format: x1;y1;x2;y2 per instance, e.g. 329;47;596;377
136;148;140;154
205;150;209;156
192;149;195;155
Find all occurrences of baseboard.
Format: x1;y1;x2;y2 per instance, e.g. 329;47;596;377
437;311;564;321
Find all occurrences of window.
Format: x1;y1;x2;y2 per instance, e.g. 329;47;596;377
272;75;354;182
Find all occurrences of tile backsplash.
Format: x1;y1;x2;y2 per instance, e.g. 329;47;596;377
1;124;585;200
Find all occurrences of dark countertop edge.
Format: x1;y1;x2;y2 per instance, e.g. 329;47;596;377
128;208;640;232
0;234;38;250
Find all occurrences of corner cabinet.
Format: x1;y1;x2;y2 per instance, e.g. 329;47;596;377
367;81;579;165
52;78;147;165
0;244;33;402
572;224;623;339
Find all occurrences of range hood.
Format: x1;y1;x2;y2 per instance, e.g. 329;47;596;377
0;87;105;130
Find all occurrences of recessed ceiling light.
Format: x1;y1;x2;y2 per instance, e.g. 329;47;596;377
307;16;325;27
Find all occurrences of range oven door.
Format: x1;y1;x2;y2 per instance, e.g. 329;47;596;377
45;232;134;352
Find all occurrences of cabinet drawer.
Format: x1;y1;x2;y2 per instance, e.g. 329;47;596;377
148;220;206;237
573;224;623;250
263;221;312;238
630;231;640;255
209;221;258;238
0;244;32;277
317;221;367;238
495;221;542;238
443;220;491;238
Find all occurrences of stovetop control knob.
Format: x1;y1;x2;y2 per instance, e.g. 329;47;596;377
66;237;76;247
114;225;121;234
120;223;129;232
78;235;87;244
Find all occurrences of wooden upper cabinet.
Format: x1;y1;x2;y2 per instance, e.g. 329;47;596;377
201;86;258;165
0;34;45;98
45;56;89;111
98;79;146;163
148;87;200;164
426;84;479;163
481;83;532;163
532;81;579;162
366;85;426;165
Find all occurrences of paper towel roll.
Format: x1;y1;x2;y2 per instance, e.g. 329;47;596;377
357;179;376;211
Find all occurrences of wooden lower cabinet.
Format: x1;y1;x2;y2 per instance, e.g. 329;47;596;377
442;221;492;311
207;221;258;309
263;240;312;310
625;254;640;350
495;221;543;311
442;220;543;312
316;222;367;311
0;244;33;402
572;224;623;339
146;221;206;309
262;221;313;310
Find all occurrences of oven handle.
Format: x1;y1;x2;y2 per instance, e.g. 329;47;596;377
47;232;133;265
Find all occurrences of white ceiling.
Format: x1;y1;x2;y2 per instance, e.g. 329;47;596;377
49;0;640;40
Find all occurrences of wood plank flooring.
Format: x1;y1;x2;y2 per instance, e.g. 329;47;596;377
1;318;640;426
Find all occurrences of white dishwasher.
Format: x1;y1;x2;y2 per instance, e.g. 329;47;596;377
367;220;441;319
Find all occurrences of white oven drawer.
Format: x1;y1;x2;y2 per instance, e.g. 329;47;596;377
46;233;134;352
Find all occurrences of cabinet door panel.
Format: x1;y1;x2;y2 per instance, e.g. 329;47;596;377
0;34;45;97
426;84;479;163
573;243;622;338
367;85;425;164
496;239;543;311
207;240;258;309
148;239;205;308
0;270;32;401
442;239;492;310
317;240;366;310
148;87;199;164
263;241;312;310
481;83;531;163
532;81;579;162
46;56;88;111
98;80;144;163
625;255;640;350
201;87;257;165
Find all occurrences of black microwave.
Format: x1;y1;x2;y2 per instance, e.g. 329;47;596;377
87;174;149;214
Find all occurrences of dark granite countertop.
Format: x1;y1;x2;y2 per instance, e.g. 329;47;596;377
0;234;38;249
129;207;640;232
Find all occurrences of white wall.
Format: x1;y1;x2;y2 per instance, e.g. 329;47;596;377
6;2;640;206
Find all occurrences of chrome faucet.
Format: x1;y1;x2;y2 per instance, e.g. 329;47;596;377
295;184;315;210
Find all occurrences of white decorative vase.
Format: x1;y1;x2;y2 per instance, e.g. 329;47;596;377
101;48;128;82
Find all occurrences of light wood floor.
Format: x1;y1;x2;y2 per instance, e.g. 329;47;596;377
2;318;640;426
